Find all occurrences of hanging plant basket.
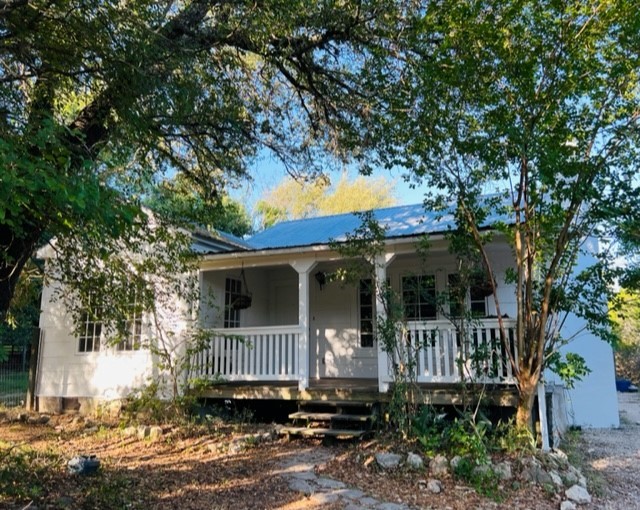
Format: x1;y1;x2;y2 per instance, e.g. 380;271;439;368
232;294;252;310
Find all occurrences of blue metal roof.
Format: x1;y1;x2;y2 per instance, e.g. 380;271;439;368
191;229;254;253
244;199;507;251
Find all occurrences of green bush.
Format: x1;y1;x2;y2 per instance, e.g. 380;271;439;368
122;382;197;425
412;406;492;464
444;417;490;462
490;419;536;455
452;456;502;501
412;405;448;455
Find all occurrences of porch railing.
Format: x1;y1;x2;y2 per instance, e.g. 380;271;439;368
382;319;518;385
191;326;302;382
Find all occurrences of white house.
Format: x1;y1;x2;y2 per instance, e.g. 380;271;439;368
36;203;619;429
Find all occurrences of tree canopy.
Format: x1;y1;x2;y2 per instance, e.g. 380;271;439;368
255;173;397;229
0;0;405;318
145;174;252;237
374;0;640;428
611;289;640;384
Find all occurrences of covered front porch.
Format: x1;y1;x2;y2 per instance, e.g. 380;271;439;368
193;247;518;396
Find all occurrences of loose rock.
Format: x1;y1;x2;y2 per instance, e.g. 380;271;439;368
406;452;424;469
122;426;137;437
149;425;163;440
427;478;443;494
548;449;569;469
450;455;464;470
521;457;553;485
376;452;403;470
136;425;150;440
494;461;513;481
565;484;591;505
560;501;577;510
548;470;564;487
430;454;449;476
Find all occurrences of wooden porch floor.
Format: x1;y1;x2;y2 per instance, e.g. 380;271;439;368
198;378;518;407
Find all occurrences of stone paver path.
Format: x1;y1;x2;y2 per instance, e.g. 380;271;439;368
273;446;410;510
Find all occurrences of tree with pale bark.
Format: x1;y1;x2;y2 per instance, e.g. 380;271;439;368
374;0;640;430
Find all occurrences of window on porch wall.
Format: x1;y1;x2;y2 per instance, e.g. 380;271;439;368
359;279;375;347
402;275;437;321
447;273;488;318
223;277;241;328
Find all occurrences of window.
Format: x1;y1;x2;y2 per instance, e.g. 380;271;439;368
402;275;436;321
447;274;465;318
469;280;488;317
359;279;375;348
447;273;488;318
77;296;143;353
224;277;242;328
78;306;102;353
116;303;143;351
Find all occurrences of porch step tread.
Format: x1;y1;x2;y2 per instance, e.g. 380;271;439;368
288;411;372;422
279;426;368;438
302;400;374;408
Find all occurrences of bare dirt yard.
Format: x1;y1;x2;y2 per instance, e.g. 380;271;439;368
1;395;638;510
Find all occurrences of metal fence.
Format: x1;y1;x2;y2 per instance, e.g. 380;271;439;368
0;344;30;407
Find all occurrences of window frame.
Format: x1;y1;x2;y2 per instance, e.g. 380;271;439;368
402;274;437;321
358;279;375;348
77;296;144;353
224;277;242;328
115;301;143;352
77;305;102;353
447;272;488;318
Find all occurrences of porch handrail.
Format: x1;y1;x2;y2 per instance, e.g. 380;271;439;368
192;325;303;382
381;318;518;385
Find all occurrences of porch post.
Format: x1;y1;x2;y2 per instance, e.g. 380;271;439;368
375;253;396;393
292;260;317;391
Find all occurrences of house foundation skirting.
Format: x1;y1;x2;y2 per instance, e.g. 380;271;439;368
197;380;519;407
37;396;124;417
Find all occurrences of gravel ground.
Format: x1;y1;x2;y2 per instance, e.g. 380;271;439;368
581;392;640;509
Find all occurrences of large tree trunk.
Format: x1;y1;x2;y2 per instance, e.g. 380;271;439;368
515;369;539;432
0;222;41;321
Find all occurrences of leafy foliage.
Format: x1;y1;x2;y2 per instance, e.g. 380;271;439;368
610;289;640;383
372;0;640;429
255;173;397;228
0;0;408;316
546;352;591;389
0;263;41;363
145;175;252;237
451;456;503;501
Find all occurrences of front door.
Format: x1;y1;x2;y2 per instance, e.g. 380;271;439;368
311;279;376;379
